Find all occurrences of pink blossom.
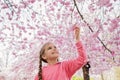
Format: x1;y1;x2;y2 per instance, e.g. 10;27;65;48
28;0;36;3
92;31;99;38
0;76;5;80
20;1;28;8
97;0;112;7
57;14;60;19
42;23;47;27
76;0;85;3
111;51;115;56
0;20;2;22
69;8;74;12
64;2;70;6
1;3;8;9
109;18;120;32
49;6;54;11
109;7;114;12
22;44;26;49
53;2;57;6
44;0;47;3
57;0;63;3
0;0;120;78
94;18;103;31
31;12;36;19
104;22;108;25
88;4;95;12
6;13;12;20
0;37;4;42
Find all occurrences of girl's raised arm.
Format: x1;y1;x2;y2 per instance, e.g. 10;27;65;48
62;26;87;78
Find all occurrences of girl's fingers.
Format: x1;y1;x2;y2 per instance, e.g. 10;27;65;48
74;27;80;42
73;26;79;30
73;24;80;42
75;28;80;34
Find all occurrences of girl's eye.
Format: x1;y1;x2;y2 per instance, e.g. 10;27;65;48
48;47;52;50
54;46;56;48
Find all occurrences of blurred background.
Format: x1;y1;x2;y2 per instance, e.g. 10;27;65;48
0;0;120;80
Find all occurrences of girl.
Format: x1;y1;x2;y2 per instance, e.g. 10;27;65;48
35;26;87;80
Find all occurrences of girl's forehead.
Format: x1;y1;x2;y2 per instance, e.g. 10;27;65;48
44;43;54;48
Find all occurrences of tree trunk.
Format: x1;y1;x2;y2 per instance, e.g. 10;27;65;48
82;62;91;80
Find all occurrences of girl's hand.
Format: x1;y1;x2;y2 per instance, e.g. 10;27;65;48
74;26;80;42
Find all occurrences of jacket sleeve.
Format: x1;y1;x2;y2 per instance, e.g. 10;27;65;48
62;41;87;78
34;75;38;80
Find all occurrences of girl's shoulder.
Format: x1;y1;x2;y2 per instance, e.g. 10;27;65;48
34;75;38;80
42;62;62;68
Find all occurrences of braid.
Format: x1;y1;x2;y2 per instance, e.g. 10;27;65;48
38;42;50;80
38;54;42;80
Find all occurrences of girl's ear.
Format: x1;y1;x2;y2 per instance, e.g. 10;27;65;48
42;54;47;60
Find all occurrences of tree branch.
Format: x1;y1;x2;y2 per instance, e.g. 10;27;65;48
73;0;114;60
4;0;15;14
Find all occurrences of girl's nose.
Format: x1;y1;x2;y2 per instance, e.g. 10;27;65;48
53;47;57;51
53;48;56;51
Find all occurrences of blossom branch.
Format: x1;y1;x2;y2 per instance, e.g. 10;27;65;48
73;0;114;60
4;0;15;14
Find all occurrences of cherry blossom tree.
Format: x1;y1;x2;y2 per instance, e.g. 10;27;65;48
0;0;120;80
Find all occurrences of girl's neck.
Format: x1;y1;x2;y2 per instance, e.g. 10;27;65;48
47;59;58;65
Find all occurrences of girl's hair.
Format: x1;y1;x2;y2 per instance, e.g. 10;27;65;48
38;42;50;80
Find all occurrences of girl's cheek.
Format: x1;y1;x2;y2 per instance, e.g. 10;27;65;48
47;50;52;54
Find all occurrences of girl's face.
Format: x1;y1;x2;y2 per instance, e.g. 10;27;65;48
42;43;59;62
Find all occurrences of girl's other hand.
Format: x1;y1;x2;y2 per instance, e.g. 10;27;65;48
74;26;80;42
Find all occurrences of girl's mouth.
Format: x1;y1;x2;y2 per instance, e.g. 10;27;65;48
52;52;58;54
